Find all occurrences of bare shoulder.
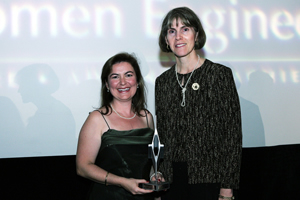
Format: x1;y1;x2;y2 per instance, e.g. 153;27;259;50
145;109;153;118
140;109;154;129
138;109;152;118
87;110;103;122
82;109;109;136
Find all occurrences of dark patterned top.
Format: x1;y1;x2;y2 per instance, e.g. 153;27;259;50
155;59;242;189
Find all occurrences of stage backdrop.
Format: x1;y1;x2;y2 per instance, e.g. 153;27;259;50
1;0;299;158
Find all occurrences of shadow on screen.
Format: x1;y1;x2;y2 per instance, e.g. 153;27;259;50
0;96;25;157
225;63;266;147
14;63;76;156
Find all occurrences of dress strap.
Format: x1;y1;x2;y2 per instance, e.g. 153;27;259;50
144;110;149;128
95;110;110;129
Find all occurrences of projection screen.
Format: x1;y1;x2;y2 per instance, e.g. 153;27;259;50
0;0;299;158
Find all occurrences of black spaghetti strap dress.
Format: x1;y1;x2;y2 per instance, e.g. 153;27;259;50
86;111;154;200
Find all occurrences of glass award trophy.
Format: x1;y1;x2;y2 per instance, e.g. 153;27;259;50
140;129;170;191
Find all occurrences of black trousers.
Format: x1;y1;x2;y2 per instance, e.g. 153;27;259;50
160;162;234;200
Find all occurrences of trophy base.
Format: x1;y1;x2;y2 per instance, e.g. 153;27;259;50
139;181;170;191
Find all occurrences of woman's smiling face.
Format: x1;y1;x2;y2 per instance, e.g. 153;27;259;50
106;61;138;102
165;18;198;57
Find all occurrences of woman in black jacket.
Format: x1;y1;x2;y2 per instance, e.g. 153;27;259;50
155;7;242;200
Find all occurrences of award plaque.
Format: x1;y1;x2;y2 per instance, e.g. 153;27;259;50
139;129;170;191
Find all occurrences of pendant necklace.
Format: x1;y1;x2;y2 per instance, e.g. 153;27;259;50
175;55;200;107
110;104;136;120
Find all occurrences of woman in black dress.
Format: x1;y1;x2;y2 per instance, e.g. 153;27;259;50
77;52;155;200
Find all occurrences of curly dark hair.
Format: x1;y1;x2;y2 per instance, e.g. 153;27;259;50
99;52;147;116
159;7;206;52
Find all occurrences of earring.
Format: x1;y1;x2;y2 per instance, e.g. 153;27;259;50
167;44;170;50
107;88;109;92
137;84;139;88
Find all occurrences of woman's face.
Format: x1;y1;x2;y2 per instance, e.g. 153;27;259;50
165;18;198;57
106;62;138;102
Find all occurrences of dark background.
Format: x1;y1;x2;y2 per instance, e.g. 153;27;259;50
1;144;299;200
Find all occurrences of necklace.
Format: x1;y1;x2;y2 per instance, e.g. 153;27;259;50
175;55;200;107
110;104;136;120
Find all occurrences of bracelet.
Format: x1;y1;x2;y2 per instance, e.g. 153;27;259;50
104;172;109;186
150;171;163;180
219;194;235;200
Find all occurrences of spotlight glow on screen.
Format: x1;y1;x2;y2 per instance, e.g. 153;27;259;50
1;0;299;158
